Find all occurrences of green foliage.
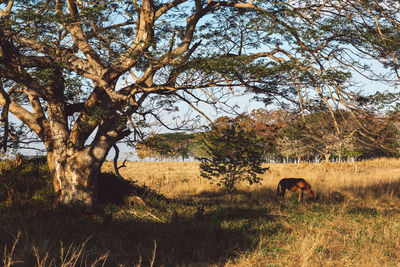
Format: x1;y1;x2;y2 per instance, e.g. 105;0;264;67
135;132;195;160
0;156;53;205
362;91;400;113
187;133;210;159
197;115;269;192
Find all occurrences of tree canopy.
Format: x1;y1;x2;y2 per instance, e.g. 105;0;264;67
135;132;194;160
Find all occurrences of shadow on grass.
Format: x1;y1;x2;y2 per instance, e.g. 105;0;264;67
341;180;400;199
190;187;279;206
0;206;278;266
190;179;400;208
0;173;280;266
310;180;400;205
276;179;400;206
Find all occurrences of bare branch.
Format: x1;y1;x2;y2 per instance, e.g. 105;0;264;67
12;36;97;80
174;92;212;123
0;82;18;151
0;0;14;17
113;0;155;72
112;144;127;178
65;0;106;74
155;0;188;19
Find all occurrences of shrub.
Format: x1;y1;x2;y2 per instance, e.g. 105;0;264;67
0;156;52;205
197;115;269;192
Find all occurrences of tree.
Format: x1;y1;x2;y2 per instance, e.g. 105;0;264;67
248;108;289;160
135;142;158;161
197;115;268;192
279;1;400;150
0;0;273;210
135;132;194;161
297;112;341;162
350;111;400;158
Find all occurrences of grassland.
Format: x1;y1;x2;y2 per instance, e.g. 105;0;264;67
2;158;400;266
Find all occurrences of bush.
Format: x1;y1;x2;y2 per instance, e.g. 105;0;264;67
0;156;52;205
197;115;269;192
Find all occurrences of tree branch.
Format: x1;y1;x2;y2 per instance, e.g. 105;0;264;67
0;0;13;17
65;0;106;75
0;82;18;151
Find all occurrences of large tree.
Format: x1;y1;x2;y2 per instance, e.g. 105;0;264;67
0;0;281;210
1;0;398;210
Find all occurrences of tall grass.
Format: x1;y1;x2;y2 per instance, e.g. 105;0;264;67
1;158;400;266
102;158;400;266
102;158;400;201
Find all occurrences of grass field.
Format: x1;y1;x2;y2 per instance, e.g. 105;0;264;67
2;158;400;266
102;158;400;201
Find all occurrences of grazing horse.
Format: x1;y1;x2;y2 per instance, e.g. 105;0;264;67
277;178;315;203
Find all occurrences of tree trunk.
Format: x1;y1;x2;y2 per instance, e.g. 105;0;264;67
47;147;106;211
323;153;330;162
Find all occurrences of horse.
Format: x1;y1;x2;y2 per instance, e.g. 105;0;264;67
277;178;315;203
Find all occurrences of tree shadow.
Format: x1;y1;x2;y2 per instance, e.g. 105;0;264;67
0;174;281;266
0;206;279;266
310;180;400;205
188;186;279;207
97;172;170;205
341;180;400;199
318;190;346;204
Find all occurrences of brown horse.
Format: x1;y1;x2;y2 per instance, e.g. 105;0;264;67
277;178;315;202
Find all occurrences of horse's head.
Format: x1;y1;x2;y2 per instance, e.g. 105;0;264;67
308;189;315;201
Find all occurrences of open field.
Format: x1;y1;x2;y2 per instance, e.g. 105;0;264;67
1;158;400;266
102;158;400;201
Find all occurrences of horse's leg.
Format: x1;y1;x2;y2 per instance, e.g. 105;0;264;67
298;189;303;203
281;188;286;199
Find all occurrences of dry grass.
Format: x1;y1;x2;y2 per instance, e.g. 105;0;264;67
102;161;209;197
2;158;400;266
102;158;400;201
101;158;400;266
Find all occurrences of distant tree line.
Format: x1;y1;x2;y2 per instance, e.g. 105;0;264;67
135;108;400;163
135;133;195;161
